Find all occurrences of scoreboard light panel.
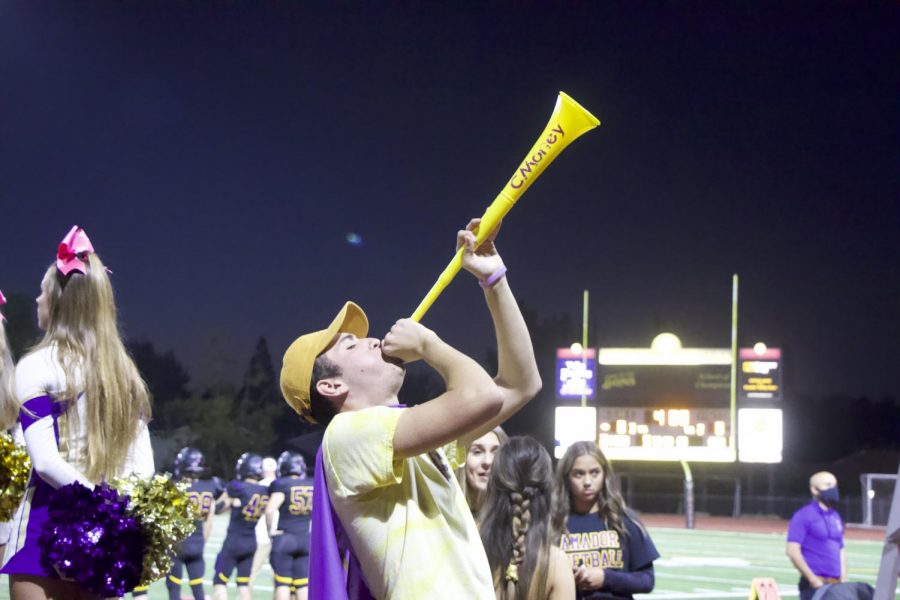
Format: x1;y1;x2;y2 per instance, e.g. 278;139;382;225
737;408;783;463
554;406;598;459
596;347;736;462
597;407;735;462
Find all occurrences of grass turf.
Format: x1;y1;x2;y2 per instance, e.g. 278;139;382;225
0;515;891;599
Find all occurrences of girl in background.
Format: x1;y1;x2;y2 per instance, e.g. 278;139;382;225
1;226;154;600
478;435;574;600
553;441;658;600
458;425;509;517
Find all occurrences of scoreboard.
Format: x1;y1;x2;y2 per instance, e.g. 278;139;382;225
553;340;784;463
595;347;736;462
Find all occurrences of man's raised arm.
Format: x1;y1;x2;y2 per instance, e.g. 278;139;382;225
457;219;542;444
387;218;539;457
386;320;504;459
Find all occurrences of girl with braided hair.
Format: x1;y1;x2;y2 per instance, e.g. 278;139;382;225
553;441;659;599
478;436;574;600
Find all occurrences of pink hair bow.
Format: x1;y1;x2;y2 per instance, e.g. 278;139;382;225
0;289;6;323
57;226;95;276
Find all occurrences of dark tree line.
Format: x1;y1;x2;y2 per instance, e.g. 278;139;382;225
4;289;897;481
132;337;315;478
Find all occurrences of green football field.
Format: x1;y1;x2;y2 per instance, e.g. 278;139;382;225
0;515;892;599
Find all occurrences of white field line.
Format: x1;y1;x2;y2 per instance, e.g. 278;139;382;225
652;541;880;563
651;530;884;549
658;559;880;582
652;535;881;551
655;573;765;585
635;589;799;599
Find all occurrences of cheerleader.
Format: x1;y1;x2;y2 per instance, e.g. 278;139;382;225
265;451;313;600
0;290;14;428
1;226;155;600
0;289;20;564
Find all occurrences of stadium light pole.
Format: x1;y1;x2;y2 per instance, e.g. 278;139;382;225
581;289;589;409
680;460;694;529
730;274;740;518
730;274;738;458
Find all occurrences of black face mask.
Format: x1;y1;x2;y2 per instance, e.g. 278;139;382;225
817;485;840;506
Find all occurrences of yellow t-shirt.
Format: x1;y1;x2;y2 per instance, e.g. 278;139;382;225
323;405;494;600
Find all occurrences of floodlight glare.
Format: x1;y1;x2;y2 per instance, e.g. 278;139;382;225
651;333;682;353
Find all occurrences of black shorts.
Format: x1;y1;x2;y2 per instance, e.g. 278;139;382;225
179;537;205;563
270;532;310;588
169;537;206;587
214;535;258;586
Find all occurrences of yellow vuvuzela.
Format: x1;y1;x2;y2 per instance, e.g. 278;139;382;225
411;91;600;322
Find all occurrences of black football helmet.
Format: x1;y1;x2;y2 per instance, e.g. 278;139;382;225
234;452;264;481
277;451;307;478
174;447;207;479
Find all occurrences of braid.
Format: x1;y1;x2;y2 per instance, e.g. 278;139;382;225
505;489;533;598
479;437;555;600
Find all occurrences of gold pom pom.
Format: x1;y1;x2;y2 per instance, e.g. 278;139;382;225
0;432;31;522
505;563;519;583
113;473;200;586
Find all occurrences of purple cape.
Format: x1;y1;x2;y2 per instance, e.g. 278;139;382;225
309;445;374;600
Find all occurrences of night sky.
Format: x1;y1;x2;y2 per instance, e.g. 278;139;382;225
1;2;897;401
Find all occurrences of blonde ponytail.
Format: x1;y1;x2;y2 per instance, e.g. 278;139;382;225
36;255;151;482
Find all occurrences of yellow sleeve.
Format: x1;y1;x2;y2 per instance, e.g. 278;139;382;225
323;406;405;497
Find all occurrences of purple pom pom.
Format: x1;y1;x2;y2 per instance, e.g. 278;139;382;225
39;482;146;597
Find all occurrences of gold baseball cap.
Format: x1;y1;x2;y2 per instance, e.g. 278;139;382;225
280;301;369;423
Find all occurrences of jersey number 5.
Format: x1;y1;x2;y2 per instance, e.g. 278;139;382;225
289;486;313;516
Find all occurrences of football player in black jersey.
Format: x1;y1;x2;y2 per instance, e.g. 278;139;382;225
213;452;269;600
159;447;221;600
265;451;314;600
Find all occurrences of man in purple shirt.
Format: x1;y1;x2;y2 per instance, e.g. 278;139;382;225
786;471;847;600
